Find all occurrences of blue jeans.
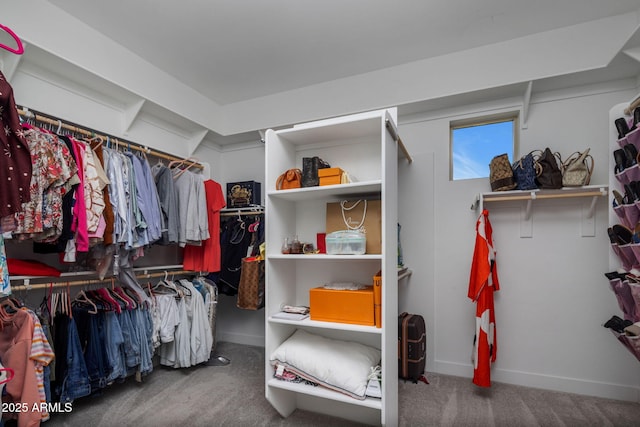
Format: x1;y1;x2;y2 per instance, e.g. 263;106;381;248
104;311;125;382
59;317;91;402
84;311;108;392
117;310;141;374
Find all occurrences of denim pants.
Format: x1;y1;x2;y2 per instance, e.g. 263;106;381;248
84;312;108;392
103;311;125;382
60;316;91;402
118;309;141;374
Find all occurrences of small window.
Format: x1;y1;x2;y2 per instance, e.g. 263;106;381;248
451;117;517;181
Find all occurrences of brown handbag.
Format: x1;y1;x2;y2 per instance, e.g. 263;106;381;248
276;168;302;190
237;256;265;310
535;148;563;189
489;153;517;191
562;148;594;187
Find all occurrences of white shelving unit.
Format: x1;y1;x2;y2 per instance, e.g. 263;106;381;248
264;108;405;426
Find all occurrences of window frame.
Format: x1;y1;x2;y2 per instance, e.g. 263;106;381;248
449;113;520;181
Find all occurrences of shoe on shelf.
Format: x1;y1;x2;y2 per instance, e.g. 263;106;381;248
604;315;626;333
625;144;639;167
613;189;625;207
616;117;631;139
612;224;634;245
614;149;629;174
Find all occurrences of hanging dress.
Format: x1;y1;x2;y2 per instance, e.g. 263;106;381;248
468;209;500;387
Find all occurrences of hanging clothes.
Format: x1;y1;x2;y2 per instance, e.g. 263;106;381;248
468;209;500;387
0;70;32;220
183;179;226;272
152;163;180;245
0;307;47;426
155;277;213;368
1;235;9;297
173;169;209;247
215;214;263;296
92;144;115;245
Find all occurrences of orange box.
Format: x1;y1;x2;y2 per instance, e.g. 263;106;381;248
318;167;344;186
309;286;374;326
373;272;382;328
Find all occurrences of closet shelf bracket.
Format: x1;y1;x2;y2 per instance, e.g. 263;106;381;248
473;185;608;237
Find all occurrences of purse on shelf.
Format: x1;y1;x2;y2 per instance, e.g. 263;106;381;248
489;153;517;191
511;152;540;190
535;148;563;189
302;156;330;187
562;148;594;187
276;168;302;190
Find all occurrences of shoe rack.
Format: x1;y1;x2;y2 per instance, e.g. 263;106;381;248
607;97;640;362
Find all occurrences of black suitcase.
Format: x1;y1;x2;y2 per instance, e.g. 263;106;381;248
398;312;427;383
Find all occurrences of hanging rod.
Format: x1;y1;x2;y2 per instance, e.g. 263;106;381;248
17;106;203;169
220;205;264;216
9;269;198;292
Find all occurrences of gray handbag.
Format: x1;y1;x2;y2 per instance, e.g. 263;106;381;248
562;148;594;187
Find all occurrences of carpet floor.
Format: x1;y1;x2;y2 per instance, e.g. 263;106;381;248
40;342;640;427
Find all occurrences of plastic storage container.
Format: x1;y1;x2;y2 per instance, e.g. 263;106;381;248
325;230;366;255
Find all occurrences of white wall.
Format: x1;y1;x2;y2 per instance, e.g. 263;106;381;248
397;81;640;401
214;143;267;347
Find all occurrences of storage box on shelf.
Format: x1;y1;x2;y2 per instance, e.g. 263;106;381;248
226;180;261;208
310;286;375;326
318;167;344;186
264;108;405;426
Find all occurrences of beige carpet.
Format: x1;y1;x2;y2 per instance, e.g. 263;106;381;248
39;342;640;427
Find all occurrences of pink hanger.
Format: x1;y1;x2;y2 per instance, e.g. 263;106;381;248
0;367;15;386
0;24;24;55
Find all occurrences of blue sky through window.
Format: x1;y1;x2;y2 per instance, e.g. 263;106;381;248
452;120;514;180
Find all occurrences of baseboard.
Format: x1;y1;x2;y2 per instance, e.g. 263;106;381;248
218;331;265;348
433;360;640;403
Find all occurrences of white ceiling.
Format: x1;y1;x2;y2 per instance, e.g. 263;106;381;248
48;0;640;107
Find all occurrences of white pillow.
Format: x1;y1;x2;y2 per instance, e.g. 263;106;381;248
270;329;381;400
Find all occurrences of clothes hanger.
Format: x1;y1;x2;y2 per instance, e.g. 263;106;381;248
73;290;98;315
173;158;199;178
175;280;193;297
0;366;15;385
85;133;104;149
1;297;19;314
112;287;136;310
0;23;24;55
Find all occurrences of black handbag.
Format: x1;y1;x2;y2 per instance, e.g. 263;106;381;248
302;156;330;187
535;148;563;189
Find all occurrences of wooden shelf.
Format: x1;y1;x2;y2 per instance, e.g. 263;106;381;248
473;185;608;220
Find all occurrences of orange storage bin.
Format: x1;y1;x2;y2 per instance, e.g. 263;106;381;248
309;286;374;326
318;167;344;186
